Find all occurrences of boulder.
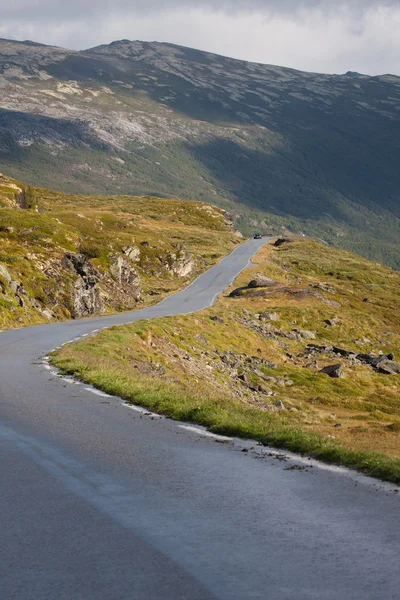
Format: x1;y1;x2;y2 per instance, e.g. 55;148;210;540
210;315;224;324
293;328;316;340
110;254;141;287
259;312;280;322
374;358;400;375
325;317;341;326
63;252;105;317
320;364;343;378
274;238;294;247
166;245;196;278
73;277;104;318
0;263;11;284
248;275;277;288
122;245;140;262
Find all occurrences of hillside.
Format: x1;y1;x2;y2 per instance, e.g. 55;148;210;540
53;238;400;482
0;173;239;328
0;38;399;268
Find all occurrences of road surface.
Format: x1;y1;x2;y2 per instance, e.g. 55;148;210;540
0;237;399;600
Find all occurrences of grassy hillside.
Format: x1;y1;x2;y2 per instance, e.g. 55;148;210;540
53;238;400;483
0;173;239;328
0;39;399;268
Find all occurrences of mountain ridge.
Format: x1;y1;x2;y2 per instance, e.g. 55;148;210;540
0;37;399;268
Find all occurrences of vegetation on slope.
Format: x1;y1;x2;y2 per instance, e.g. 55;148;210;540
0;173;240;328
53;238;400;483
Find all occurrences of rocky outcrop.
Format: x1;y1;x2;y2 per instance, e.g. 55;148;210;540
122;245;140;262
73;277;104;318
62;252;104;317
109;254;141;288
248;275;277;288
165;245;196;278
306;344;400;375
320;364;343;378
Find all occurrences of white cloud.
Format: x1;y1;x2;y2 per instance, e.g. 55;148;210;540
0;2;400;74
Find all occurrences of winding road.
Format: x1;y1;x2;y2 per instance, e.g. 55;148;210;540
0;237;399;600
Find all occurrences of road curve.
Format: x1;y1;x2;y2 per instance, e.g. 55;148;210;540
0;237;399;600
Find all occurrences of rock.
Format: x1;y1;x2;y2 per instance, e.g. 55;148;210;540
234;230;244;239
248;275;277;288
325;317;340;326
166;245;196;278
319;364;343;378
332;347;354;358
73;277;104;318
63;252;105;317
274;238;294;247
274;400;286;410
141;241;150;247
259;312;280;322
10;280;20;294
122;245;140;262
0;263;12;283
375;359;400;375
109;254;141;290
210;315;224;323
41;308;54;320
293;328;316;340
312;283;337;294
387;353;395;361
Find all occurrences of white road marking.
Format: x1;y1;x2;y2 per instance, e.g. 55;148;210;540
61;378;78;385
123;403;158;417
84;387;112;398
178;424;232;442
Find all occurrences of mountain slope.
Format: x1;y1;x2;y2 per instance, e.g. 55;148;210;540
0;38;399;267
0;173;238;328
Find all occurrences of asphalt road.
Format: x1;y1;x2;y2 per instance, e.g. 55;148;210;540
0;237;399;600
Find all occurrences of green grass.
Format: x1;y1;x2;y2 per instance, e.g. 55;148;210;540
52;237;400;483
52;343;400;484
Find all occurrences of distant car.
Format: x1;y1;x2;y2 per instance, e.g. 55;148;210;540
253;233;262;239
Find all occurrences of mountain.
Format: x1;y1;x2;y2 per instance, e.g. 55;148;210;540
0;38;399;267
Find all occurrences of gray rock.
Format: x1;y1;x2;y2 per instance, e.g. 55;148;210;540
293;328;316;340
325;317;340;326
166;245;196;278
10;280;20;294
63;252;105;318
110;254;141;289
320;364;343;378
0;263;12;283
259;312;280;322
210;315;224;323
375;359;400;375
274;400;286;410
122;245;140;262
248;275;277;288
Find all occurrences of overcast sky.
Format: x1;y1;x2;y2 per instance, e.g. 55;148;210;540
1;0;400;75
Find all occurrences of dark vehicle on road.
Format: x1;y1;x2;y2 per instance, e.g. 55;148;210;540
253;233;262;239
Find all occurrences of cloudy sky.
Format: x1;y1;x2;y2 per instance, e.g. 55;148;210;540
1;0;400;75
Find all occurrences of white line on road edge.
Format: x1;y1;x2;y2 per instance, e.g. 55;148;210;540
178;424;232;442
123;403;159;417
84;388;112;398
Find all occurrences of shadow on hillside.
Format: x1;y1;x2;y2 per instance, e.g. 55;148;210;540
186;130;400;224
0;108;112;154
